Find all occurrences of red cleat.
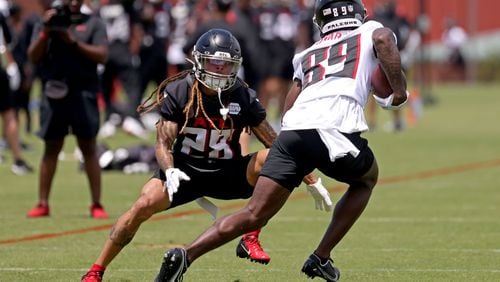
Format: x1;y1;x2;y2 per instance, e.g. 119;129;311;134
90;204;108;219
236;230;271;264
26;204;50;217
81;270;103;282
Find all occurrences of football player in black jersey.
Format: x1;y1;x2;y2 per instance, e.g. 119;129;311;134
81;28;331;282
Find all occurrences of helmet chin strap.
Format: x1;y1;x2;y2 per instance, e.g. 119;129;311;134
217;87;229;120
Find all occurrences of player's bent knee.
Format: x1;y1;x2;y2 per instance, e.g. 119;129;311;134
130;197;157;222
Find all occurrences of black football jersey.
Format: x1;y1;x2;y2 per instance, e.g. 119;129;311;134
160;73;266;166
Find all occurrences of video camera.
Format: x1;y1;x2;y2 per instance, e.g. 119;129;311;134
45;0;81;29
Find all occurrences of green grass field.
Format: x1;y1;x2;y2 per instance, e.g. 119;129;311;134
1;82;499;281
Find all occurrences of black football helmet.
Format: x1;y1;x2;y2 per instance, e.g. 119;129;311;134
192;28;242;92
313;0;367;37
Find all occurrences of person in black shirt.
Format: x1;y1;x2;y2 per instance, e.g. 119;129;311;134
0;11;32;175
26;0;109;219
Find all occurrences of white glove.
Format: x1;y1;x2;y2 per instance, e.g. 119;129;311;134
164;168;190;201
6;63;21;91
306;177;332;212
195;197;219;220
373;91;410;110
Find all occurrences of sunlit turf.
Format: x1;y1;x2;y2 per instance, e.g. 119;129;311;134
1;82;499;281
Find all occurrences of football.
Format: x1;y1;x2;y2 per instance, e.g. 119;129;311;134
370;64;392;98
370;64;407;99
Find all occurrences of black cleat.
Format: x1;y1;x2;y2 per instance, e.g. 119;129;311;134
155;248;188;282
11;159;33;175
301;253;340;282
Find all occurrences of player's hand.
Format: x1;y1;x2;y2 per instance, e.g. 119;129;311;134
306;177;332;212
164;168;190;202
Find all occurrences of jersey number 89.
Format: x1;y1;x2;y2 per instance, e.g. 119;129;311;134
301;35;361;89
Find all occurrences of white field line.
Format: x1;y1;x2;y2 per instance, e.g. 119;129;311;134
1;267;500;273
272;216;500;223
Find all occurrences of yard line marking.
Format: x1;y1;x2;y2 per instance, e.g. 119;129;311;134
1;267;499;273
376;158;500;185
347;268;500;273
1;158;499;246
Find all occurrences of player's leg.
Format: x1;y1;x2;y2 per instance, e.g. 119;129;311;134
0;70;32;174
82;178;169;282
235;149;271;264
195;176;290;257
26;138;64;217
72;90;106;218
156;176;290;282
77;137;107;218
302;141;378;282
316;158;377;258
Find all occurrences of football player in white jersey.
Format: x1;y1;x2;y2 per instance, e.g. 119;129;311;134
156;1;408;281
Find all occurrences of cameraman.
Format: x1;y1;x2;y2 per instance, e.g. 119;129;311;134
26;0;109;218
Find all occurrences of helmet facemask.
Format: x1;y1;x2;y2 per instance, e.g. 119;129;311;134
193;51;242;92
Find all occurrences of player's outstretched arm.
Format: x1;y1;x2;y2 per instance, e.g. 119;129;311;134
251;120;278;148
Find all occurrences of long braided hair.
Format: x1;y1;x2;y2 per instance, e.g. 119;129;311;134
137;71;242;140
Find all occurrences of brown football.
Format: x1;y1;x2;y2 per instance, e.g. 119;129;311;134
370;64;392;98
371;64;407;98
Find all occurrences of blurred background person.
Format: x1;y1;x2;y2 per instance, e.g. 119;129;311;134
136;0;173;131
255;1;298;130
0;1;32;175
26;0;108;218
442;17;468;82
6;1;39;137
97;0;147;140
166;0;191;75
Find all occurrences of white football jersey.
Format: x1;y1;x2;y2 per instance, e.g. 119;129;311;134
282;20;384;133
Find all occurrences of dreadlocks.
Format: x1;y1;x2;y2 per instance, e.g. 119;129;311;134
137;70;190;115
184;79;234;140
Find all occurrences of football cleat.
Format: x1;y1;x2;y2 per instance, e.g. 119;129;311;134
301;253;340;282
11;159;33;175
236;231;271;264
81;270;104;282
26;204;50;217
155;248;188;282
90;204;109;219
